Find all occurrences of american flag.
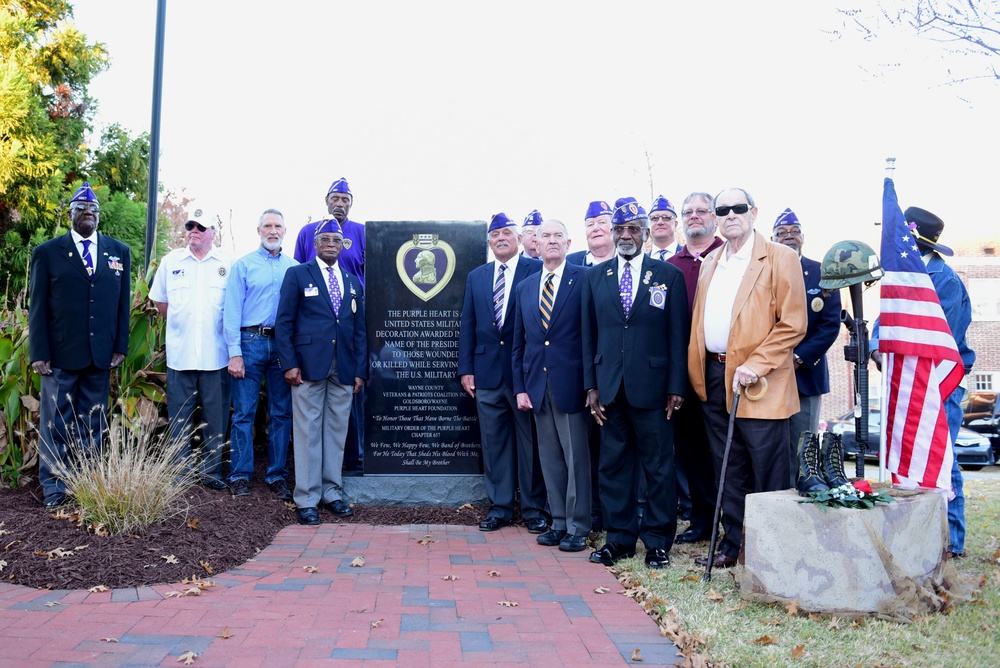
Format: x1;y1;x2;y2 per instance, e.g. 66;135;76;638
879;178;963;490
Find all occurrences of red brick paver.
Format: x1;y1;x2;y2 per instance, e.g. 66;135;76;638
0;524;681;666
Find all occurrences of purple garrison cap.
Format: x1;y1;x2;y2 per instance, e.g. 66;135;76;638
326;177;352;198
612;199;647;226
522;209;543;228
70;182;98;204
773;208;799;228
315;218;343;236
585;201;611;219
650;195;675;215
489;212;517;232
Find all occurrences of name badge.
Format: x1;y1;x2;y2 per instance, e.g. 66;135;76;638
649;285;666;310
304;286;319;297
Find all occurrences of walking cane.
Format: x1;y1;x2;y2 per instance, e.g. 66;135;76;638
703;387;740;583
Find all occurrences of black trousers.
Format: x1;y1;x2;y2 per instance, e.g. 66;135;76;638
673;384;718;532
701;359;790;559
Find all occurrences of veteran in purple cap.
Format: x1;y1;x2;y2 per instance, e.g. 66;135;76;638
293;177;367;474
567;201;617;267
29;182;132;508
581;197;688;569
521;209;544;259
648;195;682;262
458;213;549;533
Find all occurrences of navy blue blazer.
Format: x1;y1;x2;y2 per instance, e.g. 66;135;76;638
581;255;689;409
457;254;542;390
794;256;841;397
275;260;366;384
511;263;587;415
566;250;589;267
28;232;131;370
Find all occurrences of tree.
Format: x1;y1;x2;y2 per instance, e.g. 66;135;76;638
89;123;150;200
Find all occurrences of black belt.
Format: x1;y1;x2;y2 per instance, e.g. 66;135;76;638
708;352;726;363
241;325;275;337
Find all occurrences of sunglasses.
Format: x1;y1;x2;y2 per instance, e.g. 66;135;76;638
184;221;209;232
715;204;751;216
71;203;100;213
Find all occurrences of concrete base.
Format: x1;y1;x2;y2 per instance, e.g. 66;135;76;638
737;488;953;618
342;474;488;507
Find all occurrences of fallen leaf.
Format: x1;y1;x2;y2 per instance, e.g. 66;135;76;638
791;644;806;659
186;518;201;531
371;618;384;628
182;587;201;596
218;627;232;639
44;601;60;607
442;574;458;581
162;555;179;565
807;613;821;622
498;600;518;607
785;600;800;617
178;650;197;665
0;560;6;572
912;644;925;651
631;647;643;661
303;565;319;573
757;618;783;626
457;503;474;511
850;617;864;628
828;616;840;631
594;586;610;594
981;622;994;632
678;573;700;583
725;601;748;613
199;560;213;575
351;556;365;567
416;538;437;545
100;638;118;643
90;522;109;537
88;585;109;593
706;589;724;602
754;635;779;645
487;569;500;577
165;591;184;598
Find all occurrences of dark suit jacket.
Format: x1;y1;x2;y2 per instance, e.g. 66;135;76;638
457;255;542;390
794;255;841;397
29;232;131;370
581;255;689;409
566;250;589;267
511;263;586;415
275;260;366;384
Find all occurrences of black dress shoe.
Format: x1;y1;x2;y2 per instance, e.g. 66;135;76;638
526;518;548;534
645;547;671;568
479;517;509;532
230;479;250;497
588;542;636;566
558;534;588;552
536;529;567;546
43;493;68;509
201;476;228;491
323;498;354;517
694;553;738;569
676;527;712;544
296;507;320;525
267;479;293;501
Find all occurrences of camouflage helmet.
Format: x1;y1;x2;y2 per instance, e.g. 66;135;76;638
819;240;884;289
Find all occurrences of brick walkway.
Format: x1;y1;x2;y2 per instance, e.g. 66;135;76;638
0;523;681;666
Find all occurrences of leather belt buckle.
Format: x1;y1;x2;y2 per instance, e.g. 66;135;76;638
260;327;275;337
708;352;726;363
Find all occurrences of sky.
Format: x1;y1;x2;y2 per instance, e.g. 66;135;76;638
71;0;999;263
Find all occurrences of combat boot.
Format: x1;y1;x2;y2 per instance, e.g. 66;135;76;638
796;432;830;496
821;432;850;488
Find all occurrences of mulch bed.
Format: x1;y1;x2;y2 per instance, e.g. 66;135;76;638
0;474;489;591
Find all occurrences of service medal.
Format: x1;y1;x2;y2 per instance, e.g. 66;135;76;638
811;296;824;312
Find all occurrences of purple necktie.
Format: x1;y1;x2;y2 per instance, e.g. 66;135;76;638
620;261;633;318
81;239;94;276
326;266;342;314
493;263;507;330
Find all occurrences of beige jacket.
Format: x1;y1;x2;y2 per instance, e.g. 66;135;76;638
688;231;807;419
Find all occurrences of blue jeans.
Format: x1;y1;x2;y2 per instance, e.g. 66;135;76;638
229;333;292;484
945;386;965;554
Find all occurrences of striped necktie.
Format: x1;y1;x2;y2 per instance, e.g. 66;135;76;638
326;266;342;315
493;263;507;330
620;261;633;318
658;249;668;261
540;272;555;330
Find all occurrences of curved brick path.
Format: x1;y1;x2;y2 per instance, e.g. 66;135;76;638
0;523;681;666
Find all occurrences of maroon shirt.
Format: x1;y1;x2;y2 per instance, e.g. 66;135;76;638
667;236;725;312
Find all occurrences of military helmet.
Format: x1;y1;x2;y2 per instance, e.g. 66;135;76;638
819;240;884;289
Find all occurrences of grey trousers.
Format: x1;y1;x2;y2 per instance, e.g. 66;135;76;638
291;356;352;508
534;383;592;535
166;367;231;481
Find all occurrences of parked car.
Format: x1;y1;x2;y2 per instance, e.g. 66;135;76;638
826;408;995;471
962;391;1000;461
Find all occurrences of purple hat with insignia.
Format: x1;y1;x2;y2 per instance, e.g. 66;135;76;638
522;209;543;228
327;177;352;199
650;195;675;215
612;198;647;226
315;218;343;236
489;212;517;232
773;208;799;228
70;182;98;204
585;201;611;219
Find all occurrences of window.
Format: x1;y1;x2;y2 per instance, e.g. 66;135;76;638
969;279;1000;321
973;373;994;392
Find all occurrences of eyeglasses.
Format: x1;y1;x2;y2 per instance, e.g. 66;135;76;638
773;227;802;239
315;236;343;246
681;208;711;219
71;203;100;213
184;221;209;232
648;214;676;222
715;204;751;216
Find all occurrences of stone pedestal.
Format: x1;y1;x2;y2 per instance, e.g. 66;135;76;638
343;474;487;507
737;488;950;617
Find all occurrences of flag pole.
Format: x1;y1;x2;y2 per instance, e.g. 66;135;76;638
878;156;895;484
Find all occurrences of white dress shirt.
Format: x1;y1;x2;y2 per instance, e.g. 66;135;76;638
315;256;344;306
703;238;753;354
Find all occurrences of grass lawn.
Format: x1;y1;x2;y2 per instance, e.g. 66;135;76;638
617;478;1000;667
